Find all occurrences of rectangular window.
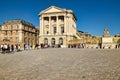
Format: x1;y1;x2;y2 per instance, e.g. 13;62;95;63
54;18;56;22
61;27;64;33
24;26;25;30
53;27;57;34
47;31;49;34
5;31;7;35
61;18;64;22
10;37;12;41
16;31;18;35
16;37;18;42
11;31;12;35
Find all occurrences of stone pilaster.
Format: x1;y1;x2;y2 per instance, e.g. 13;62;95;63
64;15;67;35
40;17;43;35
49;16;51;35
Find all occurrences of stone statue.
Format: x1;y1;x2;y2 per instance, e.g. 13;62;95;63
103;28;110;37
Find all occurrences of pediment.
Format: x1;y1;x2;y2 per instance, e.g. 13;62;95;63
39;6;66;15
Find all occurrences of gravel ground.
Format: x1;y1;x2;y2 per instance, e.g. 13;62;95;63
0;48;120;80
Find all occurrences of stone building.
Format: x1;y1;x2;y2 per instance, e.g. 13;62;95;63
0;19;39;48
114;34;120;37
77;30;91;38
38;6;80;47
102;28;114;48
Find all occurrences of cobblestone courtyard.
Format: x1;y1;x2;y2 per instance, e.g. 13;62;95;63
0;48;120;80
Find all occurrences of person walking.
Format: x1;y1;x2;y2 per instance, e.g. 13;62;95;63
11;45;14;52
7;45;10;53
4;44;7;53
0;44;3;53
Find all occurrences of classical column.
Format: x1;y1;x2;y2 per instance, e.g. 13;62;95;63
49;16;51;35
40;16;44;35
40;17;42;35
56;16;59;35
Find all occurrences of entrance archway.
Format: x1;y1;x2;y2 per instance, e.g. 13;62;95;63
59;38;63;45
44;38;48;45
51;38;55;48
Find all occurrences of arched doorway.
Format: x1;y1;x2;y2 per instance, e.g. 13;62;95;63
44;38;48;45
51;38;55;48
59;38;63;45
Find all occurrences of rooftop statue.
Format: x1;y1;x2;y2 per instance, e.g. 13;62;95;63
103;28;110;37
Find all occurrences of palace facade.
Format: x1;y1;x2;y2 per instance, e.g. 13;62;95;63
0;19;39;48
0;6;119;49
38;6;80;47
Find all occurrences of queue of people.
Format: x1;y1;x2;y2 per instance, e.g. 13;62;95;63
24;44;40;50
0;44;21;54
1;43;119;54
0;43;42;54
0;44;41;54
68;43;86;48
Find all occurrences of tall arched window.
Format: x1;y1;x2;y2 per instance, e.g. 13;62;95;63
44;38;48;45
61;26;64;33
59;38;63;45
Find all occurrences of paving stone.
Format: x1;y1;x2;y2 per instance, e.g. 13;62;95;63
0;48;120;80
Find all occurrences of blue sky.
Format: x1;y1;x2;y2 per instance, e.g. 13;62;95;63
0;0;120;36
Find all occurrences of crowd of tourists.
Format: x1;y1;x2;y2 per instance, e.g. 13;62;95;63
0;43;120;54
0;44;21;54
0;43;64;54
68;43;120;49
23;44;40;50
0;44;40;54
68;43;86;48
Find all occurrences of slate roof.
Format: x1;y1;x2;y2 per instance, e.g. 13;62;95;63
3;19;35;27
